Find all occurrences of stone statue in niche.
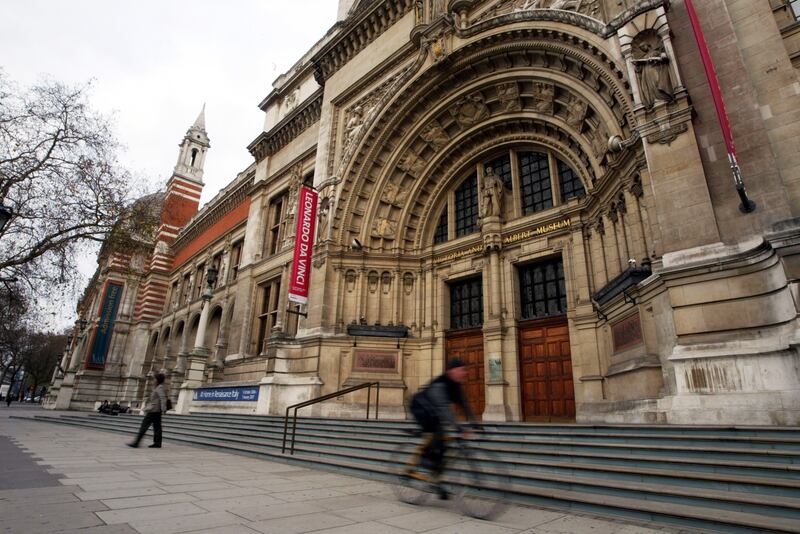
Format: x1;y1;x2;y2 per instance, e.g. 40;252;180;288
368;272;379;293
403;274;414;294
563;92;588;129
481;167;505;219
316;195;331;243
372;217;396;239
532;81;555;114
497;82;522;112
344;106;365;150
631;30;675;109
382;180;409;206
420;120;449;151
415;0;424;24
346;270;356;292
285;165;303;216
381;273;392;294
449;92;490;128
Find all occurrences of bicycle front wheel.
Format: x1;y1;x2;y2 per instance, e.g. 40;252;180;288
444;442;509;520
389;437;432;506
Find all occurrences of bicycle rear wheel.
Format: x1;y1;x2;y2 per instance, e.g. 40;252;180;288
389;437;433;506
444;442;509;520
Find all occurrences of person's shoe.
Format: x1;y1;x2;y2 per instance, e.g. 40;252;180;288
126;442;138;448
148;444;161;448
405;470;428;482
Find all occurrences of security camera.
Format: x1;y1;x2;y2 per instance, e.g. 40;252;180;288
351;238;362;251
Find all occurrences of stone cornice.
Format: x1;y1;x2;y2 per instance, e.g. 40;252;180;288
462;0;670;39
248;89;324;162
311;0;415;85
172;170;255;252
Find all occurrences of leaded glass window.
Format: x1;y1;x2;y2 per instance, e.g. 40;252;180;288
454;174;479;237
520;259;567;319
558;160;585;202
487;154;513;189
519;152;553;215
434;209;448;244
450;277;483;330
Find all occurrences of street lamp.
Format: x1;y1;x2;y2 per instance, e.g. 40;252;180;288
0;204;11;233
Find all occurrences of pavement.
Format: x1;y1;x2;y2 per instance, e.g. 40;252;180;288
0;405;686;534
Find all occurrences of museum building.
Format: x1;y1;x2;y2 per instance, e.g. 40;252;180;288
47;0;800;425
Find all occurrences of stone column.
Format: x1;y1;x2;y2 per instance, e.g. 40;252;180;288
589;221;608;290
357;269;367;324
176;292;212;414
604;211;622;279
393;269;402;326
623;187;647;263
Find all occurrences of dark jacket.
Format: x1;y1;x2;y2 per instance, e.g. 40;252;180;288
411;373;473;426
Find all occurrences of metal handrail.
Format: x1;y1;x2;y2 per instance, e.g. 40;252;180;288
281;381;380;455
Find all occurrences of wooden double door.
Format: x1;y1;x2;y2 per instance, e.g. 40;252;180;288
518;316;575;421
445;328;485;420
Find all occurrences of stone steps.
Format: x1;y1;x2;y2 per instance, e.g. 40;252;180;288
19;413;800;533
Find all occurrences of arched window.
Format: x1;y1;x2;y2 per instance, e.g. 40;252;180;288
430;148;586;245
558;160;585;202
189;148;199;167
454;174;479;237
434;209;448;244
519;152;552;215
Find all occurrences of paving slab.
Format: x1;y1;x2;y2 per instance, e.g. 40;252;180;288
0;410;686;534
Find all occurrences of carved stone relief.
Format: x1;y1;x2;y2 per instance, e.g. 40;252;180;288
398;151;426;177
403;273;414;294
532;81;555;114
480;0;601;21
589;122;610;159
381;272;392;294
382;180;409;206
368;271;379;293
449;92;490;128
316;194;331;243
346;270;357;292
420;120;450;151
372;217;397;239
497;82;522;112
562;92;588;129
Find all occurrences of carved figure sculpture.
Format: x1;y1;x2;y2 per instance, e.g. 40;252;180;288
420;120;449;151
631;32;675;108
344;106;365;148
382;180;409;206
398;151;425;176
532;81;555;114
415;0;424;24
481;167;505;218
449;92;490;128
372;217;396;238
563;92;588;129
497;82;522;112
316;196;330;243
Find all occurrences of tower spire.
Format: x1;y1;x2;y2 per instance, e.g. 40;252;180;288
174;105;210;184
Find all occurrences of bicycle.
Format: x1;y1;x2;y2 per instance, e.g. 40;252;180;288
390;425;509;520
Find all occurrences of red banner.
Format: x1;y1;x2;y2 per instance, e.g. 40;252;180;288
288;186;318;305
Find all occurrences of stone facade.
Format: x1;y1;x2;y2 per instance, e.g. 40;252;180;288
49;0;800;425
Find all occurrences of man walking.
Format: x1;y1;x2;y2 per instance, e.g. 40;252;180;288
127;372;167;448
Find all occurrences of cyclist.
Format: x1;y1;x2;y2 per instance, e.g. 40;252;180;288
407;358;476;499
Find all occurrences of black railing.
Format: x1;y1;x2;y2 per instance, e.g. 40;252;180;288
281;381;380;455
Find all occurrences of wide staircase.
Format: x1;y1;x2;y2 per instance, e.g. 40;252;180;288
19;412;800;533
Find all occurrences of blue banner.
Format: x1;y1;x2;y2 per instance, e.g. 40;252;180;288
194;386;259;402
89;282;123;366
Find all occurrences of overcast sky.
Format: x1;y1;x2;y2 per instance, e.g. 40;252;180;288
2;0;338;330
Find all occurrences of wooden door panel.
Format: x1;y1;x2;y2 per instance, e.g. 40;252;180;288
518;317;575;422
446;330;484;420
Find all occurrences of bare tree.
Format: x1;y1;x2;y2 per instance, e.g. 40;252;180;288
0;283;29;387
21;331;66;396
0;70;148;292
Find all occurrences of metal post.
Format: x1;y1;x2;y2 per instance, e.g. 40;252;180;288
282;408;290;453
375;382;380;419
684;0;756;214
291;408;299;455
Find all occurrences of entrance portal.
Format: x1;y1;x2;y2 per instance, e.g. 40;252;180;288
518;317;574;421
446;329;485;419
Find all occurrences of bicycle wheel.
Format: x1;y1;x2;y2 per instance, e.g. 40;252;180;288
444;441;510;520
389;437;433;506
